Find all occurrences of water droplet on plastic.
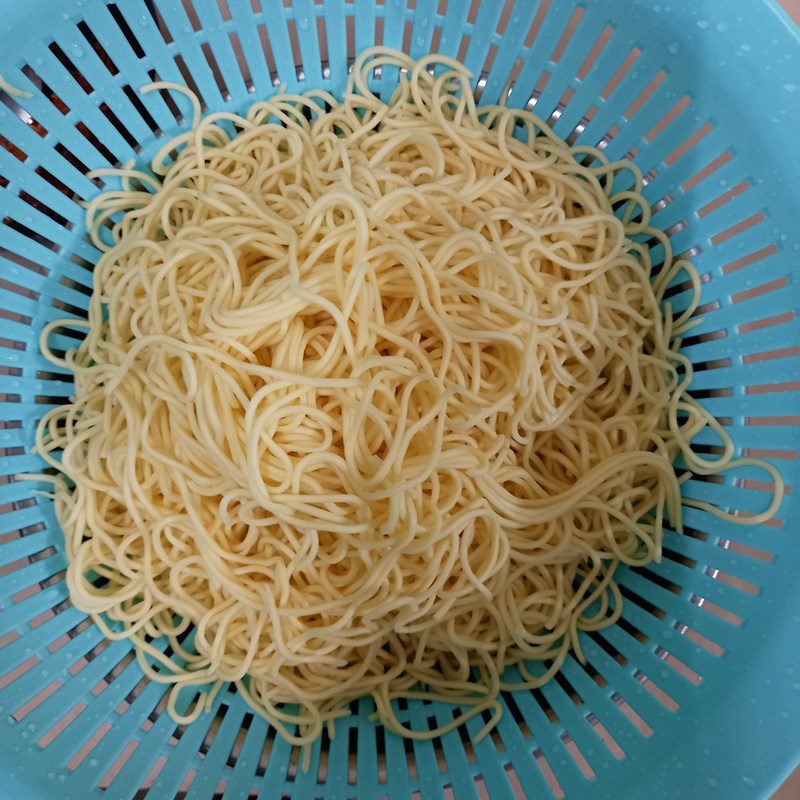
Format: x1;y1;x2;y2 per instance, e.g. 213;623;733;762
740;43;751;52
708;778;719;788
61;12;69;19
139;15;149;27
716;22;728;32
298;16;309;31
654;4;662;11
89;758;98;767
27;722;36;732
742;777;756;787
58;775;66;783
667;43;679;54
697;19;709;29
415;36;425;47
784;83;797;93
70;44;85;59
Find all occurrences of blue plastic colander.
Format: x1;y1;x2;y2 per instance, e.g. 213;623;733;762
0;0;798;798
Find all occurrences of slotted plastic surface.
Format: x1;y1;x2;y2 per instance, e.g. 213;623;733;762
0;1;798;798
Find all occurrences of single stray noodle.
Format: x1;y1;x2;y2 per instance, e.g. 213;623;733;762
30;48;782;750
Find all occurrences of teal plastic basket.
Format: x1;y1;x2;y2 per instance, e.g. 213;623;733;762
0;0;798;798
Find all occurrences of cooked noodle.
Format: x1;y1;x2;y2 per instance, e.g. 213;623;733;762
29;48;782;748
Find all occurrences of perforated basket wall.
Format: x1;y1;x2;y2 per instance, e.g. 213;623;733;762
0;0;798;798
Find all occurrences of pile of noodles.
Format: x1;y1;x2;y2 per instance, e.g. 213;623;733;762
32;48;781;747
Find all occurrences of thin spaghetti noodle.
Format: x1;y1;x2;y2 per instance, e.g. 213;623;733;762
31;48;782;748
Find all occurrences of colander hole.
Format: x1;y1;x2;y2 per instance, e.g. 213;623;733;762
181;0;203;33
403;733;417;779
528;686;555;723
180;767;199;796
108;3;145;57
69;637;111;676
173;54;207;112
615;616;648;646
625;69;668;122
704;568;759;596
455;711;476;763
286;741;301;781
47;42;92;95
197;706;227;756
0;92;47;139
200;42;231;101
66;720;111;770
662;118;712;166
698;180;750;218
524;0;550;48
619;585;666;620
77;20;119;75
681;150;731;191
575;658;607;689
634;671;678;712
576;26;613;80
680;327;726;349
98;102;142;152
533;748;565;799
610;692;653;737
739;309;795;335
661;546;697;570
473;775;491;800
10;678;61;722
674;622;724;656
690;594;743;626
552;670;583;707
561;732;596;780
255;24;279;86
98;738;138;788
255;725;276;777
586;713;625;760
655;647;702;685
735;276;790;305
587;631;628;667
228;31;254;92
544;87;573;127
719;538;774;563
552;7;584;65
118;674;150;713
37;700;86;748
501;689;530;737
